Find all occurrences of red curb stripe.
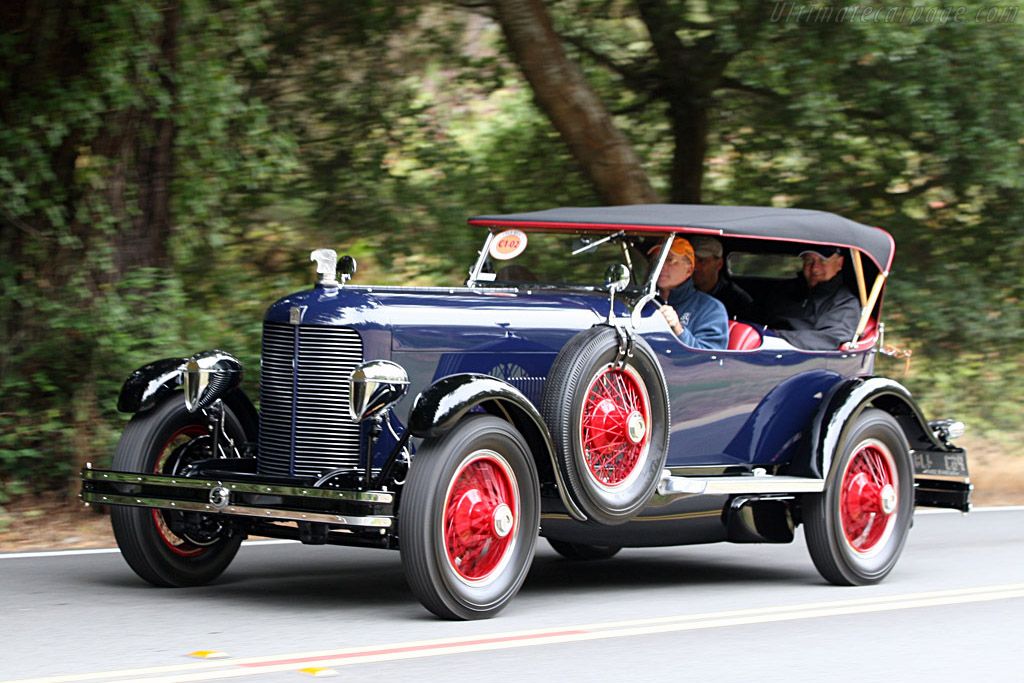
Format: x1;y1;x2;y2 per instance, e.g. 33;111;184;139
237;630;590;668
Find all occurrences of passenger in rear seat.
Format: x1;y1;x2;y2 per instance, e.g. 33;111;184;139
689;236;753;320
760;246;860;350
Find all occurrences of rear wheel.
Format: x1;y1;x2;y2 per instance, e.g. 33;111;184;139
110;395;247;587
547;538;621;561
400;415;540;620
804;409;913;585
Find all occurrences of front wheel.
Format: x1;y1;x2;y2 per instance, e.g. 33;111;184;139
804;408;914;585
399;415;540;620
110;394;247;587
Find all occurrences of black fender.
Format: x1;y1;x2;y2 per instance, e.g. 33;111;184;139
408;373;587;521
116;356;258;443
117;357;185;413
789;375;958;482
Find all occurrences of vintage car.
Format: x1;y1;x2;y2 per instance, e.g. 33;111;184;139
82;204;971;620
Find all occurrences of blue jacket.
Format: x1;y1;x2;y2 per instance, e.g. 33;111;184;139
666;279;729;350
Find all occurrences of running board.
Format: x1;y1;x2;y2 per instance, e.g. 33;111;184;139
657;470;826;497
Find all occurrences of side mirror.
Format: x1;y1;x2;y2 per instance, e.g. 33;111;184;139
604;263;630;293
604;263;631;325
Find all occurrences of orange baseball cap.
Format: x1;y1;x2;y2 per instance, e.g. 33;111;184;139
648;238;695;266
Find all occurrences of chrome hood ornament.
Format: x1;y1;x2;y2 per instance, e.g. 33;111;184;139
310;249;339;287
310;249;357;287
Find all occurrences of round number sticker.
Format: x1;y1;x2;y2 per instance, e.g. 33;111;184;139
489;230;528;260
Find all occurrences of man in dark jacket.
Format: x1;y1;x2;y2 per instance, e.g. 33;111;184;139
690;235;753;320
652;238;729;350
764;246;861;350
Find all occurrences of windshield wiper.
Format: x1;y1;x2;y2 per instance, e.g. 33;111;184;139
571;230;625;256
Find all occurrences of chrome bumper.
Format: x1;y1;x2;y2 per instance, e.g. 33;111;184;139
80;467;395;528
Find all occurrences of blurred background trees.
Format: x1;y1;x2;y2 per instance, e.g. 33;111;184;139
1;0;1021;501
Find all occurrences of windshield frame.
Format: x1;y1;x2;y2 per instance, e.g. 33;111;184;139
465;227;673;299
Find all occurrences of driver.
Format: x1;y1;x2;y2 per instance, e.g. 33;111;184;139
651;238;729;350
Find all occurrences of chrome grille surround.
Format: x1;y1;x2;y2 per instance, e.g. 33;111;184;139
258;323;364;477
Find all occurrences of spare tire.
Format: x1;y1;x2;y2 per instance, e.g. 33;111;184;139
541;326;670;525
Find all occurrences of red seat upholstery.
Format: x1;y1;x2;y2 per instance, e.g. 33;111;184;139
728;321;762;351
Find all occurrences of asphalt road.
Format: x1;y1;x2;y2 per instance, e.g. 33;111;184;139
2;507;1023;683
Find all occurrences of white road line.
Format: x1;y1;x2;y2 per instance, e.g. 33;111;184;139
6;583;1024;683
915;504;1024;514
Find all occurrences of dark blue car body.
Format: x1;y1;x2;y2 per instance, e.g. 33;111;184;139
84;204;971;619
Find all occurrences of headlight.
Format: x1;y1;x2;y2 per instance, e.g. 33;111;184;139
183;350;243;412
348;360;409;422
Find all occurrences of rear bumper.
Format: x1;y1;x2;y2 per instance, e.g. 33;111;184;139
913;446;971;512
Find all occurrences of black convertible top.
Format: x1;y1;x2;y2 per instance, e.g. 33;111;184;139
469;204;894;271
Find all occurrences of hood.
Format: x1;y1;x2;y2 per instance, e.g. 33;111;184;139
265;285;625;354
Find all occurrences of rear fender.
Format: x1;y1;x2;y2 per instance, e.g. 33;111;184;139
409;373;587;521
790;376;970;510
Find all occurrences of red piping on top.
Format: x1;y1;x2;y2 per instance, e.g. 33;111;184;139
467;219;894;273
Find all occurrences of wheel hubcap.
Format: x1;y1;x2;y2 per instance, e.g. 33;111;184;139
880;483;897;515
492;503;514;538
626;410;647;444
580;366;651;487
444;453;518;582
840;440;899;554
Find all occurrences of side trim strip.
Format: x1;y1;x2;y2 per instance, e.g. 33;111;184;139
657;471;826;497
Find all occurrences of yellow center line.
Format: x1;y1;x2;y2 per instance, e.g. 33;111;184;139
8;583;1024;683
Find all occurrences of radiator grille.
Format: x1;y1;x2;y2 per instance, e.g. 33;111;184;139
258;323;364;477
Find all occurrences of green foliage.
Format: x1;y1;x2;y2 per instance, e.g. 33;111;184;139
542;0;1023;432
1;0;1020;502
0;0;295;500
703;4;1024;430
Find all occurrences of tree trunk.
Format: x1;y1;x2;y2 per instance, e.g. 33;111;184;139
98;4;180;277
0;0;181;485
667;93;709;204
491;0;660;205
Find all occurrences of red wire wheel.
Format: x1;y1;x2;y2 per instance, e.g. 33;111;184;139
578;365;651;489
110;394;246;587
399;414;539;619
804;408;913;586
541;326;670;525
839;438;899;556
151;424;214;557
442;452;519;583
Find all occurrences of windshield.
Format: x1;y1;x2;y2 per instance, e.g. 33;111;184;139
471;229;654;290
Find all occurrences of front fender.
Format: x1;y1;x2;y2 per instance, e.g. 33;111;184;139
408;373;587;521
117;357;185;413
117;354;256;442
409;373;534;438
